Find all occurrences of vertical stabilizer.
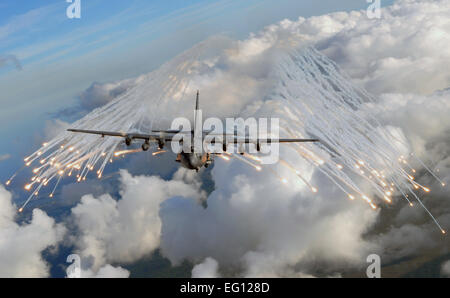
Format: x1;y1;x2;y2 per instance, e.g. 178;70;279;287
195;90;199;111
193;90;202;152
194;90;200;132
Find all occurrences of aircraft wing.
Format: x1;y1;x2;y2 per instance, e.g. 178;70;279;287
67;129;176;142
207;137;320;144
151;129;214;134
151;129;189;134
67;128;320;145
269;138;319;143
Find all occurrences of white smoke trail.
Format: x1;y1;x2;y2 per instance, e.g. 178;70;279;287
11;38;445;233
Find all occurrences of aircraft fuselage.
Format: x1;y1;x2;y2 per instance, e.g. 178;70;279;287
177;152;212;171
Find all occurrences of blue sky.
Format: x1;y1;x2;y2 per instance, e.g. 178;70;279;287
0;0;394;180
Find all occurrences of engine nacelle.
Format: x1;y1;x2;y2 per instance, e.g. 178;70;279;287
238;143;245;155
222;143;227;152
125;137;132;146
158;140;165;150
256;142;261;152
142;142;150;151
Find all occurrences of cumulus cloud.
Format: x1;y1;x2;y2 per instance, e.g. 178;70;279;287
194;0;450;272
362;88;450;261
270;0;450;95
80;264;130;278
52;75;144;121
367;90;450;159
79;76;144;110
157;0;448;276
70;169;203;270
192;257;220;278
0;185;65;277
160;164;380;277
441;260;450;277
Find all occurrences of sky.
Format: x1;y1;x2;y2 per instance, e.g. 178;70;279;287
0;0;396;179
3;0;450;279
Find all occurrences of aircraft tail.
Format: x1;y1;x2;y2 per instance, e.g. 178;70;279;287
193;90;202;151
195;90;199;111
194;90;200;132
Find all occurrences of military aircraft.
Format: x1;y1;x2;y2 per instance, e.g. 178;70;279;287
68;91;319;171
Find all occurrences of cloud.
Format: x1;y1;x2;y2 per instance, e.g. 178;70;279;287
0;5;55;41
300;0;450;264
362;88;450;261
0;54;22;70
192;257;220;278
0;185;66;277
51;75;145;122
81;264;130;278
32;119;71;149
441;260;450;277
43;119;71;140
70;169;203;270
52;0;448;277
366;90;450;159
160;166;380;277
0;154;11;162
153;0;448;276
58;177;117;208
78;77;143;111
13;0;447;277
271;0;450;95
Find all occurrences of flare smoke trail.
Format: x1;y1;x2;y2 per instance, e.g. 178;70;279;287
9;37;445;232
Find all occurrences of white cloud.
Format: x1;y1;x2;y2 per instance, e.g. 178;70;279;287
441;260;450;277
363;88;450;261
160;164;380;277
155;0;450;276
79;77;144;110
70;169;203;270
365;90;450;159
81;264;130;278
272;0;450;95
43;119;70;140
0;154;11;162
192;257;220;278
0;185;66;277
0;5;57;41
